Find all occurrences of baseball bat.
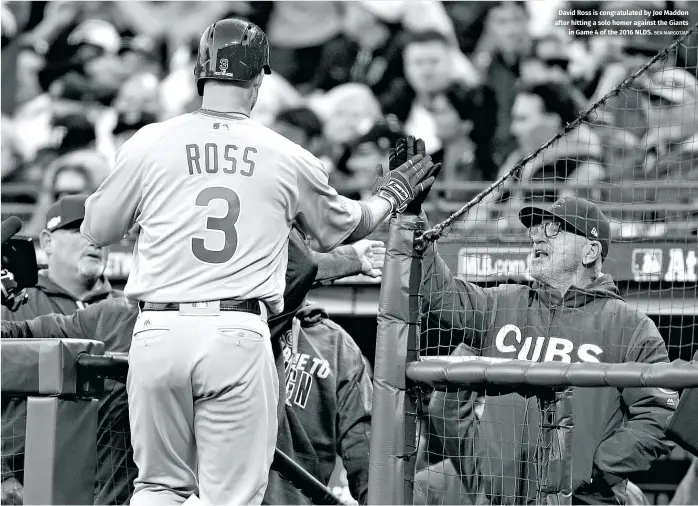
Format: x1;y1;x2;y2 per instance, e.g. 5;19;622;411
271;448;348;505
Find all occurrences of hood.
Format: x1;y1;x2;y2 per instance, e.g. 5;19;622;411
535;273;624;308
295;302;329;327
35;270;115;303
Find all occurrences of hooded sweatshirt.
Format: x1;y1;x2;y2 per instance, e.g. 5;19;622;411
420;230;677;504
263;304;372;505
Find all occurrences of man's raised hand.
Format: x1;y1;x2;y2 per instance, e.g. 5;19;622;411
374;136;440;213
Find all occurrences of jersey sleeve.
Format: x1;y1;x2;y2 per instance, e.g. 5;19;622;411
81;126;151;247
294;154;361;252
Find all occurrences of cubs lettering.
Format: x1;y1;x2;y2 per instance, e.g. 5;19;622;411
495;324;603;363
282;345;331;409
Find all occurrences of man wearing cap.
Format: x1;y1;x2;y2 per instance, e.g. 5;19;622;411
1;194;120;505
414;195;677;504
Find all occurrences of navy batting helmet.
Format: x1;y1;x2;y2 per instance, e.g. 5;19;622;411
194;19;271;97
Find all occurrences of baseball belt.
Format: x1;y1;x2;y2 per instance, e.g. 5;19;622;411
139;299;263;315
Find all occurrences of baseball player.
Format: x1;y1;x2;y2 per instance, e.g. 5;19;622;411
79;18;437;506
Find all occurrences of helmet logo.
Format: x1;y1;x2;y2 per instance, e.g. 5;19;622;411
219;59;229;72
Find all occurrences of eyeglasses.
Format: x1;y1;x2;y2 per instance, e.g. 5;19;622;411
528;221;562;240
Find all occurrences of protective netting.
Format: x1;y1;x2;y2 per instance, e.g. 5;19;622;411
412;25;698;505
94;378;136;505
1;397;26;501
414;387;569;505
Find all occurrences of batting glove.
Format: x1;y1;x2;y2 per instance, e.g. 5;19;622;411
395;137;442;214
373;148;440;213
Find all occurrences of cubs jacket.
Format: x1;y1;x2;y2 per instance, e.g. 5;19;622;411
420;229;677;504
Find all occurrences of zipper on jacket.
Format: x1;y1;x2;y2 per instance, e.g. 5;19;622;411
547;303;560;354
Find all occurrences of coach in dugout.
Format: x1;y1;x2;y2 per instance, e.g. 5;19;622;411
1;226;379;505
1;194;121;505
394;137;677;505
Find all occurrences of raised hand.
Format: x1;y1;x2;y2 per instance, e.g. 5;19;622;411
351;239;386;278
403;137;441;214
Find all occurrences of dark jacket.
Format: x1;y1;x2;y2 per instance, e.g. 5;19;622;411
1;271;125;503
420;220;677;504
1;270;119;322
264;304;372;505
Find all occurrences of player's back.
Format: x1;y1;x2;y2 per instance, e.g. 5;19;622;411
125;111;310;312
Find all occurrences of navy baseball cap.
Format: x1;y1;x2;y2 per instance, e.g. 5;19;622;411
519;197;611;259
45;194;89;232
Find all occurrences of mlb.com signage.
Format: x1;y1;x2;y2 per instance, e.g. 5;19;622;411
457;247;532;281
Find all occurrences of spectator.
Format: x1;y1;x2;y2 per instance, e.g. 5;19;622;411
1;115;21;181
272;107;325;156
333;2;406;97
264;2;348;93
473;1;532;165
461;80;605;233
382;30;479;155
332;119;403;201
92;72;161;161
443;1;496;56
12;45;44;111
117;35;160;78
430;82;498;204
24;150;109;237
1;0;33;114
250;72;304;127
609;67;698;238
112;72;161;121
311;83;382;166
1;194;120;505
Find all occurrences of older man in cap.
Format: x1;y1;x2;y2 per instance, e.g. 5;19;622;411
410;192;677;504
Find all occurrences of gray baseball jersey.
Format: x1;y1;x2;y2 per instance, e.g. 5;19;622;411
81;111;361;314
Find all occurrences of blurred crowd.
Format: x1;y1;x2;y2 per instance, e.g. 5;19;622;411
2;0;698;240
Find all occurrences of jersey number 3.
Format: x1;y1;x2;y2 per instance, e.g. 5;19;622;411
192;187;240;264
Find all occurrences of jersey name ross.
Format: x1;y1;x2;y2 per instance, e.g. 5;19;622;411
185;143;257;177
